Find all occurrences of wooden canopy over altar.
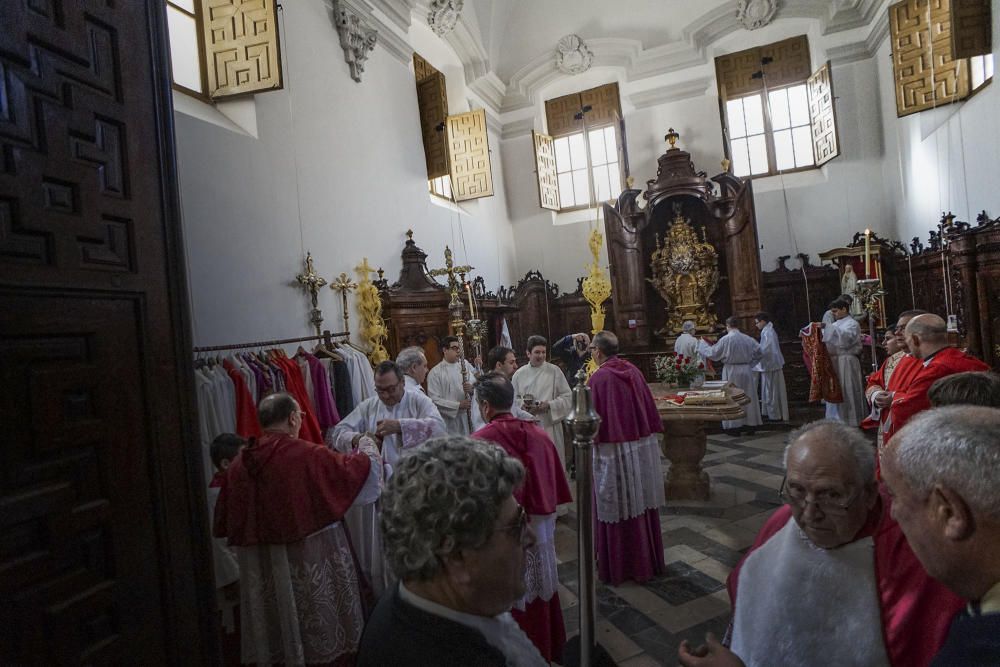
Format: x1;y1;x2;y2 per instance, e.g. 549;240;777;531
602;140;764;349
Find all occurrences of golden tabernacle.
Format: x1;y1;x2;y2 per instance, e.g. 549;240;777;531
648;204;720;335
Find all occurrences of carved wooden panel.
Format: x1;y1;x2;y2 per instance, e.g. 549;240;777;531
715;35;810;98
950;0;992;58
417;72;450;180
532;131;560;211
890;0;970;117
545;82;621;137
413;52;436;83
807;61;840;167
0;2;214;662
447;109;494;201
201;0;283;98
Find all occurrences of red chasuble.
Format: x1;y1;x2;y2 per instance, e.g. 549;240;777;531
588;356;663;443
885;347;988;442
473;413;572;515
862;353;919;432
222;359;262;439
799;323;843;403
728;490;963;667
214;432;371;546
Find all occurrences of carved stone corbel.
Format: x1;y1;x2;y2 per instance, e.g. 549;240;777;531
333;0;377;82
737;0;778;30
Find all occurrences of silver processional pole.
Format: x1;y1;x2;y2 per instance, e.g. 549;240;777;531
565;368;615;666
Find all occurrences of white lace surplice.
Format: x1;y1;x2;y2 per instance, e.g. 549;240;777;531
238;523;365;666
514;513;560;611
592;434;665;523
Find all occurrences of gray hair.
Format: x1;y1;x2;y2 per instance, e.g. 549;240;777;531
783;420;876;484
396;346;426;374
593;330;619;356
380;436;525;581
258;392;298;428
682;320;696;333
891;406;1000;518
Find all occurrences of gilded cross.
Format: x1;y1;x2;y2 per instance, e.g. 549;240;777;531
355;257;377;280
428;246;473;309
295;252;327;336
330;272;359;335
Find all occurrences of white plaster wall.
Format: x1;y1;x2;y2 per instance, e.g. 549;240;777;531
877;6;1000;246
175;1;516;347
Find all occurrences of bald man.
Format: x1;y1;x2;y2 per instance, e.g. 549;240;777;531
883;314;988;442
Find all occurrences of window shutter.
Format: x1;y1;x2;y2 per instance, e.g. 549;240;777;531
580;83;622;127
889;0;970;117
200;0;283;99
417;72;450;180
447;109;494;202
950;0;992;59
715;35;810;99
545;92;584;137
807;61;840;167
532;131;560;211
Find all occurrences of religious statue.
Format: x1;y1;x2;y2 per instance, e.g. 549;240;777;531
648;205;719;335
841;263;863;317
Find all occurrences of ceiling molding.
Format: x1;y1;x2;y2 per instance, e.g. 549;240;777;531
330;0;413;64
827;40;873;66
367;0;416;32
865;7;890;53
500;117;535;140
628;77;713;110
468;71;506;111
824;0;886;35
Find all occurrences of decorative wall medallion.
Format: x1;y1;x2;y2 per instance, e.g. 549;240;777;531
427;0;463;36
737;0;778;30
555;34;594;75
334;0;378;82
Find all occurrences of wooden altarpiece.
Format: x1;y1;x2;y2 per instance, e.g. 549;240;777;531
603;142;764;352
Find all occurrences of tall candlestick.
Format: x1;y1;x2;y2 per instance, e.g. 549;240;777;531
466;282;476;319
864;229;871;278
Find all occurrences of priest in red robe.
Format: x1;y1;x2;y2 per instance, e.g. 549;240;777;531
588;330;665;585
697;420;962;667
884;314;989;442
863;309;925;449
471;371;572;663
214;391;382;666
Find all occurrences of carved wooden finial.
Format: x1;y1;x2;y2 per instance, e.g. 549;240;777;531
406;229;414;240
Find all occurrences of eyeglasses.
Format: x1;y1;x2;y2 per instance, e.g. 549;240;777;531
374;380;402;395
778;476;861;515
447;345;461;352
495;504;529;540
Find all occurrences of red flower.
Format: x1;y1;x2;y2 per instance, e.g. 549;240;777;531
698;362;705;369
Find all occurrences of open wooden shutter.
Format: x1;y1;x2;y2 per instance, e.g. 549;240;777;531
417;72;450;179
200;0;283;99
950;0;992;59
447;109;494;201
889;0;970;117
807;61;840;167
532;131;560;211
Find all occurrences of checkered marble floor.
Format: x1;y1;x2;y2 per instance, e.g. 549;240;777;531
554;429;790;666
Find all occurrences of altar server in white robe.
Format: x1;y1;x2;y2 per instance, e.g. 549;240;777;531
698;316;763;430
753;311;789;421
329;360;446;596
674;320;700;361
821;297;866;426
426;335;481;435
511;335;573;467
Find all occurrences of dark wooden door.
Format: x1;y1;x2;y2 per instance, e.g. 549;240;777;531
0;2;216;664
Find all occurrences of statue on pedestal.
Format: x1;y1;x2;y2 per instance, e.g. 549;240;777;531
648;204;720;336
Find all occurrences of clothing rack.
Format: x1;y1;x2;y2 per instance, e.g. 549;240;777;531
192;329;350;353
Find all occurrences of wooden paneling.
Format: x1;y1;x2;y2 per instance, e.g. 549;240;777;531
447;109;493;201
890;0;970;117
950;0;992;58
202;0;283;98
417;71;449;180
544;82;621;137
715;35;811;98
808;61;840;166
0;2;214;663
533;131;560;211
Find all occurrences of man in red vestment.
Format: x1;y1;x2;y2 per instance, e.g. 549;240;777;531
677;420;962;667
214;391;381;666
863;309;925;448
883;314;989;442
587;330;665;585
472;371;572;663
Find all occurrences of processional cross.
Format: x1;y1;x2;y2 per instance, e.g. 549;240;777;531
295;251;327;336
428;246;476;430
329;272;358;335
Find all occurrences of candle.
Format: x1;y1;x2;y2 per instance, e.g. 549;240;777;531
864;229;871;278
466;282;476;319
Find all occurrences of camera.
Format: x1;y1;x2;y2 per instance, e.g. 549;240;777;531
575;338;587;352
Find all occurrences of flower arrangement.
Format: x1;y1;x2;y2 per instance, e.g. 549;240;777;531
653;352;705;387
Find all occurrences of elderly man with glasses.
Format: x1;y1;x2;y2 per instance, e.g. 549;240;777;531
329;360;446;597
679;420;962;667
358;436;546;667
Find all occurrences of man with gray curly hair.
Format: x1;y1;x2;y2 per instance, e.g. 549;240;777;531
881;406;1000;664
358;436;546;667
680;420;962;667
